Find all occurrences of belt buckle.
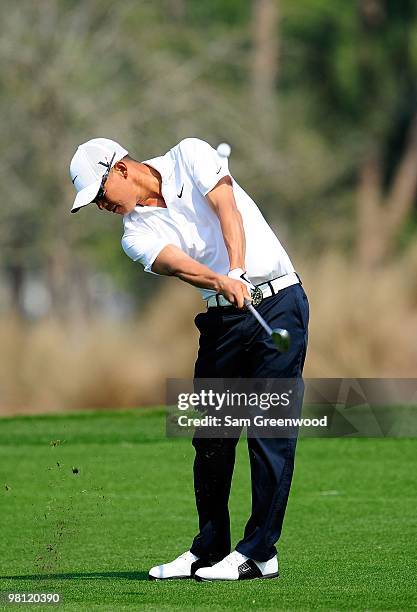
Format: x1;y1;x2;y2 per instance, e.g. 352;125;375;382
250;286;263;307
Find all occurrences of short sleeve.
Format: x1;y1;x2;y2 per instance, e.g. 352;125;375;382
121;231;170;274
179;138;231;196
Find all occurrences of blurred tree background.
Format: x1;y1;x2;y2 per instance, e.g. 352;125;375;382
1;0;416;414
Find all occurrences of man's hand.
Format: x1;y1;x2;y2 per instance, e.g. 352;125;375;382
218;275;251;309
228;267;255;290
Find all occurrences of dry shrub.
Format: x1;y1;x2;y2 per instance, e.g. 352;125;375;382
0;281;202;416
1;252;416;416
302;247;417;377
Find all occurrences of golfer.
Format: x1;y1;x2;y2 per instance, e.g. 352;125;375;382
69;137;309;581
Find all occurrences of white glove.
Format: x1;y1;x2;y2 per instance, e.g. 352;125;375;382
228;268;255;292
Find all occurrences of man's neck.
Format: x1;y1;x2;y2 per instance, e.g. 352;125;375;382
135;162;166;208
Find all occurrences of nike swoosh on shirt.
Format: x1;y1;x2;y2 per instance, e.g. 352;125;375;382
177;184;184;198
71;175;78;184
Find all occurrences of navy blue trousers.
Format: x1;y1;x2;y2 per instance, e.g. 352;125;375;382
190;283;309;562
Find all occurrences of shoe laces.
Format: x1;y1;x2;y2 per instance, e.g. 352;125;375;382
218;550;246;568
176;550;196;563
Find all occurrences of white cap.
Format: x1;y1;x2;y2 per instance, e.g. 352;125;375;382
69;138;128;213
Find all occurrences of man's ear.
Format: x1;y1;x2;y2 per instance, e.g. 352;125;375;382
113;160;128;178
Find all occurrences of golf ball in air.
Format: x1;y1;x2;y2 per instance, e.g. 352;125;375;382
217;142;231;158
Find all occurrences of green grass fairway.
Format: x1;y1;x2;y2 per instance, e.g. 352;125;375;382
1;410;416;610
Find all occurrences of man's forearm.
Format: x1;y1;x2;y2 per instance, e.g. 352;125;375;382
206;177;246;271
175;261;223;292
152;244;222;291
218;207;246;271
152;244;251;308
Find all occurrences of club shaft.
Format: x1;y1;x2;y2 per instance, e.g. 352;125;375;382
245;301;273;336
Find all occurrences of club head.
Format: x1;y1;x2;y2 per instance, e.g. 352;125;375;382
271;328;291;352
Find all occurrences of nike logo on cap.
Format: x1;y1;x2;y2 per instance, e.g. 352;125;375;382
71;175;78;184
177;184;184;198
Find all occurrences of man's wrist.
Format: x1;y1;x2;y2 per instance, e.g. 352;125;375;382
228;267;246;280
228;268;254;289
216;274;229;294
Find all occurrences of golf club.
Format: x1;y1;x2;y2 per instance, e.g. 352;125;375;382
244;299;291;352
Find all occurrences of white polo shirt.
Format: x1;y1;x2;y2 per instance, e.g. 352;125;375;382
122;138;295;300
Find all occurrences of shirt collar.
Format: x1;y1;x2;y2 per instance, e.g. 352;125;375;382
142;150;175;184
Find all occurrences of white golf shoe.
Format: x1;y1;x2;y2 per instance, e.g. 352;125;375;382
194;550;279;582
148;550;210;580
